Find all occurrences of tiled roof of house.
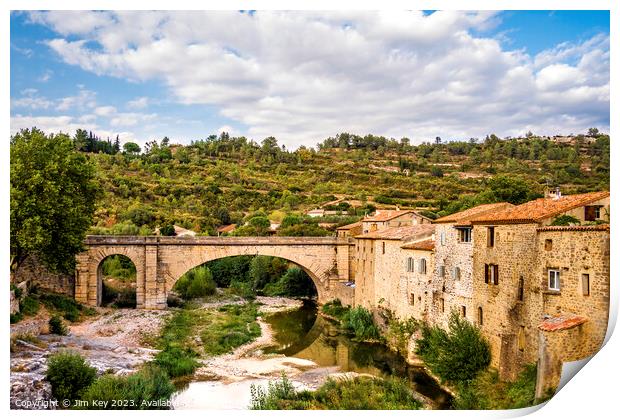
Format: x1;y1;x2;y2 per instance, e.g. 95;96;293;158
216;224;236;233
471;191;609;225
356;224;434;240
401;238;435;251
433;202;514;226
363;209;414;222
336;221;362;230
537;224;610;232
538;314;588;332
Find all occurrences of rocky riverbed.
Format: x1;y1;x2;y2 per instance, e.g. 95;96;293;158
9;294;318;410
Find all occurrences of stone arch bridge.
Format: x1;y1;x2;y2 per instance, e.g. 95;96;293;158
75;236;354;309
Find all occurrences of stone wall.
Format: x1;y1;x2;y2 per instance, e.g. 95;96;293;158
430;224;475;328
472;223;542;380
536;227;610;357
12;255;74;296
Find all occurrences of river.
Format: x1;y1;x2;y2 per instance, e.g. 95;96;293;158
171;300;452;409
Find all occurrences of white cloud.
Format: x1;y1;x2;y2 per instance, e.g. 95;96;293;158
26;11;611;147
57;88;98;111
126;96;149;109
38;70;53;82
11;89;53;110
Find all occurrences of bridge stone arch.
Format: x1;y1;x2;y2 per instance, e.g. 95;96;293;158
75;236;353;309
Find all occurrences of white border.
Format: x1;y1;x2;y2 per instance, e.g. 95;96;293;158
2;1;616;419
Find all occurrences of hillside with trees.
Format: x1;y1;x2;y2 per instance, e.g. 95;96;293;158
12;128;610;238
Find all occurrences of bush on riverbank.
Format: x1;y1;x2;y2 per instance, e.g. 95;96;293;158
452;363;549;409
320;300;380;342
49;315;68;335
154;346;199;378
415;311;490;383
78;365;175;410
343;307;380;341
46;351;97;402
250;374;422;410
321;299;350;319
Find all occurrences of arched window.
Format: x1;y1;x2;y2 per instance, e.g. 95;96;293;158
478;306;483;325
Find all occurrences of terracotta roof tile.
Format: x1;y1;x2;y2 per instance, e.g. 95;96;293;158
538;314;588;332
433;202;514;226
356;224;435;240
336;221;362;230
364;209;415;222
401;238;435;251
537;224;610;232
471;191;609;224
216;224;236;233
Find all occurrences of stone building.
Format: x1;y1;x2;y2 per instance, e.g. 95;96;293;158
430;202;515;328
361;209;432;234
348;190;610;395
469;191;610;383
353;224;435;317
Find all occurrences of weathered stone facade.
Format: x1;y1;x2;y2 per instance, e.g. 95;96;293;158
75;236;352;309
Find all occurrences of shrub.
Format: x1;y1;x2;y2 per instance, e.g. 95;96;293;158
262;267;315;297
250;374;422;410
20;295;40;316
46;351;97;402
49;315;68;335
10;312;24;324
153;346;199;378
79;365;175;410
174;266;216;299
551;214;581;226
415;311;491;383
40;293;92;320
342;307;380;341
321;299;350;320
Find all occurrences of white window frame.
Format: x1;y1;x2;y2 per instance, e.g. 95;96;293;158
452;266;461;281
548;269;561;291
440;232;446;246
457;228;472;243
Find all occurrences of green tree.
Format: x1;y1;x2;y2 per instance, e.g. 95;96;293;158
123;142;141;154
11;128;100;273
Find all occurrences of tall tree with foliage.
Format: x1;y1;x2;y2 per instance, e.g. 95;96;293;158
10;128;100;273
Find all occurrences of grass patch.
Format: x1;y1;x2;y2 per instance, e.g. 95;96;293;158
250;374;423;410
153;302;261;377
20;295;40;316
200;304;261;355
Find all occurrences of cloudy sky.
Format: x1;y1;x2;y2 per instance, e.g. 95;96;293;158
10;10;609;149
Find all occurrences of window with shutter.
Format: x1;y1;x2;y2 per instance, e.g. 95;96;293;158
493;265;499;285
484;264;489;283
419;259;427;274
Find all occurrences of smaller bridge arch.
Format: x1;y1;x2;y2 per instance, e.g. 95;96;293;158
75;236;353;309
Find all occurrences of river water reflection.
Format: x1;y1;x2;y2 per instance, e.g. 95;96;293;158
172;300;452;409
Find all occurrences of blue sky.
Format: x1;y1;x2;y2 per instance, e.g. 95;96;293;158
10;10;610;149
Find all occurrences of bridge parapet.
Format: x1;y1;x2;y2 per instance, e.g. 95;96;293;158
77;235;353;309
